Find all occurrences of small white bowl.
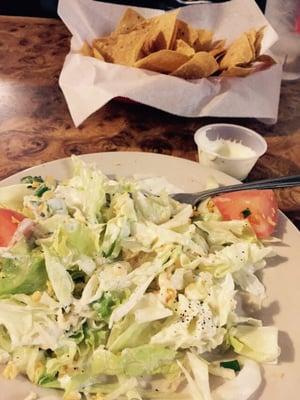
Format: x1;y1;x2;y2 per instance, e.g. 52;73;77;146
194;123;267;180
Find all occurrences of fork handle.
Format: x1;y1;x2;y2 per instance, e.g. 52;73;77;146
198;175;300;202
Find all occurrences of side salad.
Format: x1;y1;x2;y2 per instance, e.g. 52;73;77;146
0;156;280;400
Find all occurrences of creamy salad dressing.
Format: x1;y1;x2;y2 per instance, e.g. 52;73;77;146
203;137;256;159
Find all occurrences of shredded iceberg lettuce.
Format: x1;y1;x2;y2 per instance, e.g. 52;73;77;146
0;156;279;400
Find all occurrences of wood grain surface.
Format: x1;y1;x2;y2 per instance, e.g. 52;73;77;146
0;15;299;228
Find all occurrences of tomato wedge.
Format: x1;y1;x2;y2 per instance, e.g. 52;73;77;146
212;190;278;238
0;208;26;247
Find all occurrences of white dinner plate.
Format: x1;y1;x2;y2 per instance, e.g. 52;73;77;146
0;152;299;400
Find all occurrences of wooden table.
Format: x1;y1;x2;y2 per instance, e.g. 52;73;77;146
0;16;299;228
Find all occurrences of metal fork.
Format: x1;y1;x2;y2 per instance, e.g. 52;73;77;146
172;175;300;206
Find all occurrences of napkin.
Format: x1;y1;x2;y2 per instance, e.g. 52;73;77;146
58;0;282;126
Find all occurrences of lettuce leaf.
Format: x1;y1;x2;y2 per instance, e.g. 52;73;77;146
12;346;45;384
212;358;261;400
92;291;124;322
121;344;177;377
187;353;211;400
109;274;155;328
133;293;173;323
198;242;273;280
229;325;280;363
0;296;62;349
101;216;131;259
92;344;176;377
91;347;121;375
55;155;106;224
42;245;74;306
195;220;256;247
0;253;47;296
108;320;160;353
133;191;173;225
0;183;32;210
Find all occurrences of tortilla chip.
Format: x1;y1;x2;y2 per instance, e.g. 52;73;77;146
256;54;276;65
220;33;254;69
175;19;198;47
135;50;190;74
145;10;179;50
246;29;256;57
142;31;166;55
174;39;195;57
80;41;93;57
92;47;104;61
174;20;212;51
89;7;271;81
93;29;149;66
254;54;276;72
171;51;219;79
209;39;226;57
254;26;265;57
194;29;213;51
114;8;145;35
221;66;255;77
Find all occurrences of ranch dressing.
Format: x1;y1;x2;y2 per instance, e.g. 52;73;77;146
203;137;256;159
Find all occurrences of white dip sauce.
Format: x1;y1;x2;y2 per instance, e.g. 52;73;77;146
205;138;256;159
